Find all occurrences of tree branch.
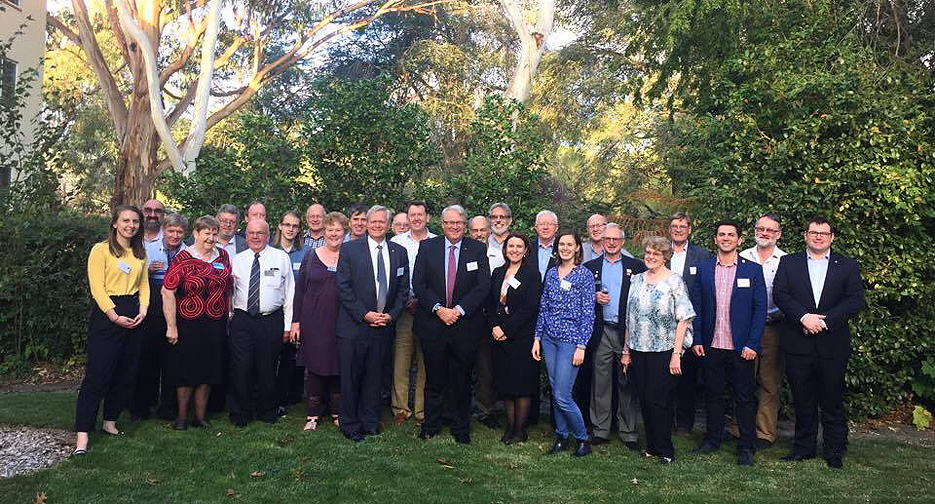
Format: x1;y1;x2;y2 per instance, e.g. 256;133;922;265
47;15;81;46
103;0;133;70
160;17;209;86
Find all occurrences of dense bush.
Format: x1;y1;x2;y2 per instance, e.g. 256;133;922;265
657;1;935;417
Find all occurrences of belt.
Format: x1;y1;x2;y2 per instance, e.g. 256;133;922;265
603;321;620;330
235;308;282;319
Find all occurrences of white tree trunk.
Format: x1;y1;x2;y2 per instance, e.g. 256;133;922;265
501;0;555;103
181;0;222;175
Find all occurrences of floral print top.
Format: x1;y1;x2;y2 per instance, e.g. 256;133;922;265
534;265;595;348
626;271;695;352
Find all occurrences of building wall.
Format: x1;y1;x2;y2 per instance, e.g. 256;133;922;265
0;0;47;187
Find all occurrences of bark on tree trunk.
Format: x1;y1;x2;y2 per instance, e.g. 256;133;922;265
112;84;160;207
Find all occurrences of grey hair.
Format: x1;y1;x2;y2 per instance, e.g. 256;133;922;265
162;212;189;231
488;202;511;217
471;215;492;230
758;213;782;230
535;209;558;225
217;204;239;218
442;204;467;221
367;204;390;221
604;222;625;239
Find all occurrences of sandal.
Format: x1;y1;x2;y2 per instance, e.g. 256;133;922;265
303;417;319;431
71;448;87;457
332;415;340;428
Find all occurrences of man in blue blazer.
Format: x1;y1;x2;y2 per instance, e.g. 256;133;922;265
413;205;491;444
689;220;767;466
773;216;864;469
336;205;409;442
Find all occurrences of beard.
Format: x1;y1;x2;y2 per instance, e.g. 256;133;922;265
144;217;161;233
755;236;776;248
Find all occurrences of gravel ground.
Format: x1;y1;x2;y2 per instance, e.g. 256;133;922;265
0;427;74;478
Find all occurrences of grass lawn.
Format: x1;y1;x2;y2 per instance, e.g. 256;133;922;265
0;390;932;503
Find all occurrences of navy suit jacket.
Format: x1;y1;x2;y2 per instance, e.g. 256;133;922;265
772;251;864;356
336;237;408;339
690;256;768;353
583;255;647;349
534;240;557;281
668;242;712;303
413;236;491;339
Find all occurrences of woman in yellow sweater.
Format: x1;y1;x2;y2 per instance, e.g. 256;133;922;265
73;205;150;456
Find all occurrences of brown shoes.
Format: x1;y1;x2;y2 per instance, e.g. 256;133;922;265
394;412;408;425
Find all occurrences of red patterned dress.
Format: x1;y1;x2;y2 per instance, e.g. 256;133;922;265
163;248;233;386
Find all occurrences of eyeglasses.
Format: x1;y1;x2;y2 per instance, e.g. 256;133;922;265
490;215;510;221
588;224;606;229
603;237;622;242
669;224;689;230
143;208;165;214
442;220;465;226
754;226;780;234
806;230;833;238
219;219;236;226
537;222;557;228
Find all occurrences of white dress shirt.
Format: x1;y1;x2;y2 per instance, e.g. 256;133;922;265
487;245;505;272
391;229;436;295
740;245;786;318
806;249;831;307
231;245;295;331
670;244;687;277
368;236;392;297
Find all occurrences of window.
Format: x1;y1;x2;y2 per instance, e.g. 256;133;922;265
2;0;22;8
0;57;15;103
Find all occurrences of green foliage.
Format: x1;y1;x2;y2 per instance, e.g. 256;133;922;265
912;406;932;431
159;113;314;221
301;76;441;213
651;0;935;417
451;95;553;232
912;358;935;409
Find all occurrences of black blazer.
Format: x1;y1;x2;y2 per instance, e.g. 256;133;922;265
772;251;864;356
583;255;648;348
336;238;408;339
667;242;712;302
413;236;491;338
487;263;542;342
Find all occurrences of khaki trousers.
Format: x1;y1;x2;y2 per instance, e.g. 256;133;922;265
391;311;425;421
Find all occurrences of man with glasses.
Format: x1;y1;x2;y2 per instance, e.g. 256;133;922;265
487;203;512;255
468;215;504;430
413;205;491;444
773;216;864;469
667;211;712;435
735;214;787;448
534;210;559;281
216;204;248;257
142;199;166;244
303;203;327;249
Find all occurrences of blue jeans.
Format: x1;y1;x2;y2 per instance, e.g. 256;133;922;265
542;336;588;441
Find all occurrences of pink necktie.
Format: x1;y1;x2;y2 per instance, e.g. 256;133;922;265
446;245;456;307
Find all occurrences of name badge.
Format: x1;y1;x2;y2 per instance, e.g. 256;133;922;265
689;266;697;275
737;278;751;288
293;262;301;271
560;279;573;291
466;261;478;272
397;266;405;277
507;277;521;289
626;268;632;276
117;261;131;274
327;266;337;273
212;262;224;270
264;269;277;277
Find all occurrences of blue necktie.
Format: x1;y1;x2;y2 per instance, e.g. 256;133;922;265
248;253;260;316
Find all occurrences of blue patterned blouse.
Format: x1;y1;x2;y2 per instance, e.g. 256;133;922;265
625;272;695;352
534;265;596;348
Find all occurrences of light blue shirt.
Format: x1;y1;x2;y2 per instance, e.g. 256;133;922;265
275;243;306;279
601;256;624;323
537;241;553;281
807;250;830;306
144;239;186;286
442;238;465;315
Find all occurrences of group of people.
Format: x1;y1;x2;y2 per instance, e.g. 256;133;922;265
74;198;865;470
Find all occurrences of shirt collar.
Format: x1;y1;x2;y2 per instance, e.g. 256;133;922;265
807;249;831;261
251;245;268;257
538;239;553;249
368;236;386;249
445;237;462;249
716;254;738;267
603;254;622;265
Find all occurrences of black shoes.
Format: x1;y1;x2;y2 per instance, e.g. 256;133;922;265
624;441;641;452
191;418;211;429
548;435;569;455
418;428;437;440
454;433;471;444
691;442;719;455
277;406;289;418
172;418;187;431
826;456;844;469
478;415;499;430
756;438;774;450
737;449;755;466
781;452;816;462
591;436;610;446
344;431;365;443
572;439;592;457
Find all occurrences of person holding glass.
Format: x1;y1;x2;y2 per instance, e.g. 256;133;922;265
162;216;233;430
621;236;695;465
532;230;595;457
291;212;348;431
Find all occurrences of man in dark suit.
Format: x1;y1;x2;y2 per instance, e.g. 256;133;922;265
689;220;767;466
581;223;646;448
533;210;558;281
773;216;864;469
336;205;409;442
667;211;713;434
413;204;491;444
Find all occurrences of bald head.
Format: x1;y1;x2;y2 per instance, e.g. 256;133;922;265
306;203;325;232
587;213;607;242
469;215;491;243
246;219;270;252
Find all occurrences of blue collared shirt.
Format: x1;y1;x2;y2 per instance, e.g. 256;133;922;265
144;239;187;287
601;256;624;323
275;243;307;279
807;249;830;306
537;240;553;281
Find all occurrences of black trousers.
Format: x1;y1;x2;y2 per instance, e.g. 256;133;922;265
75;296;143;433
786;351;849;458
276;342;304;407
675;349;702;431
421;332;479;437
131;313;176;418
702;348;756;452
338;334;388;436
630;349;677;459
228;309;283;424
